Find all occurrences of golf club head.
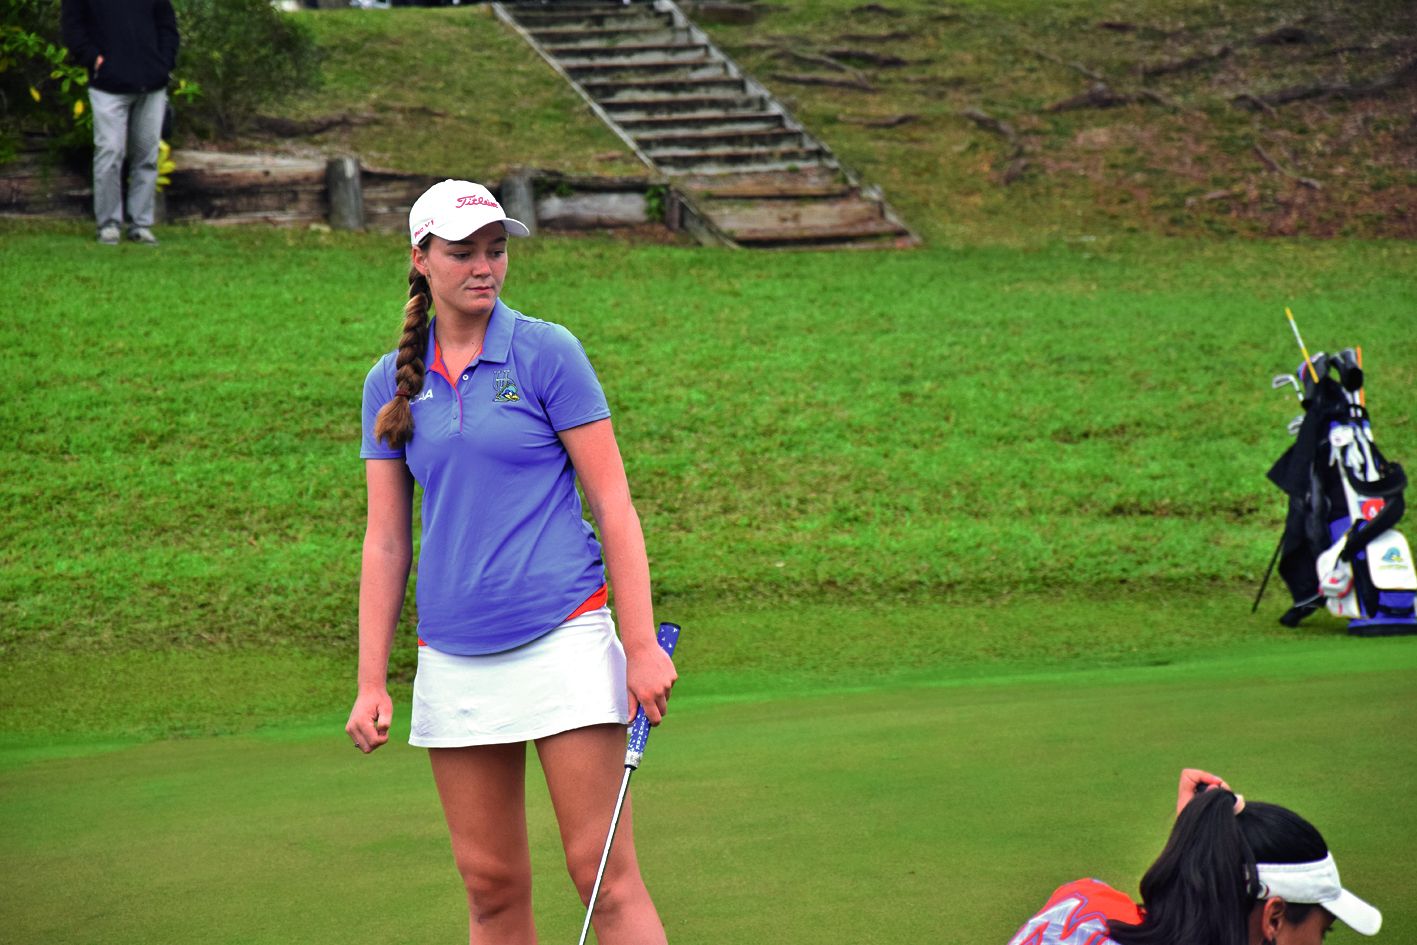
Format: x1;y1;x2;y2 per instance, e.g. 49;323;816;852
1272;373;1300;392
1287;415;1304;436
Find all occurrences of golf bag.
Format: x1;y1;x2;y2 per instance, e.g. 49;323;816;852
1264;348;1417;634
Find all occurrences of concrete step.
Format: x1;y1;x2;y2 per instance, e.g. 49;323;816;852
530;26;687;47
503;0;658;8
544;42;710;62
496;0;917;250
615;111;785;134
634;127;805;151
562;57;730;81
706;196;885;232
728;217;913;248
510;9;667;31
599;93;769;117
676;168;854;199
650;145;829;173
581;76;748;100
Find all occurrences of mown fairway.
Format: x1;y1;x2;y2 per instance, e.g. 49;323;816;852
2;642;1414;944
2;219;1414;945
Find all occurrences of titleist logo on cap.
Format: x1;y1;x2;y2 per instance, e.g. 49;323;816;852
456;194;499;209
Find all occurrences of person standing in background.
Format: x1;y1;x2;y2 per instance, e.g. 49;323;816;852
61;0;179;246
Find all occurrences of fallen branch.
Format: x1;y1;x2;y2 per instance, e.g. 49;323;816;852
839;112;920;127
1186;188;1244;207
826;48;908;68
770;71;877;92
834;31;912;42
1028;47;1105;82
959;107;1018;145
1001;157;1030;184
1231;92;1278;115
1233;57;1417;108
1139;45;1232;77
1253;145;1321;189
1045;82;1133;111
960;107;1028;185
850;3;902;14
786;49;863;76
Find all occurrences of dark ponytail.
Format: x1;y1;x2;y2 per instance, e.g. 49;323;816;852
372;266;431;449
1110;791;1327;945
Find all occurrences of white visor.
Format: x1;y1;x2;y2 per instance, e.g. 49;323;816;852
1256;854;1382;936
408;179;530;246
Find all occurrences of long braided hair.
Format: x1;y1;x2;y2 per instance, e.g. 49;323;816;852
372;264;432;449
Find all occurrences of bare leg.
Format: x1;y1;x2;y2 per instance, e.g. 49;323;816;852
428;743;538;945
536;724;667;945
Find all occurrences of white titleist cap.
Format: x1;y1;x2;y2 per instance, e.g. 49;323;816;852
408;179;530;246
1256;854;1382;935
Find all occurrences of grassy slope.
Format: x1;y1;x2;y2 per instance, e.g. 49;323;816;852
3;644;1414;944
708;0;1417;243
225;6;643;179
229;2;1417;244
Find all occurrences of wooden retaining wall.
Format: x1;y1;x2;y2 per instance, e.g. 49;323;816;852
0;149;667;236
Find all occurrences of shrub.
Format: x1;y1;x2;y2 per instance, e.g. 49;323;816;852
173;0;321;137
0;0;91;162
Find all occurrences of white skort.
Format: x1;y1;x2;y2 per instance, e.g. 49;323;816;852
409;606;630;747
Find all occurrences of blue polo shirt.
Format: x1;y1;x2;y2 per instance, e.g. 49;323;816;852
360;299;611;655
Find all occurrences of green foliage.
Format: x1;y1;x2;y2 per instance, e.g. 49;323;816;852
171;0;320;137
0;1;91;160
644;184;668;224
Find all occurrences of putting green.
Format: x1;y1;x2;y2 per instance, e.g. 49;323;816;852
3;641;1413;944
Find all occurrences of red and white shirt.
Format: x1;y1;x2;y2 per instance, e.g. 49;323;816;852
1007;879;1142;945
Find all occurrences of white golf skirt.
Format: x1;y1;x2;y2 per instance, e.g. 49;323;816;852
409;606;630;748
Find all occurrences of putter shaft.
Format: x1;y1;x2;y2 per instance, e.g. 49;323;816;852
578;767;634;945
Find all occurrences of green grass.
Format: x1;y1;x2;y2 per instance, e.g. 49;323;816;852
703;0;1417;242
3;644;1414;944
228;2;1417;245
227;6;643;179
2;221;1413;672
7;4;1416;938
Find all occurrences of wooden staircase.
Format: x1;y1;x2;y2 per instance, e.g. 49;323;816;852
491;0;918;249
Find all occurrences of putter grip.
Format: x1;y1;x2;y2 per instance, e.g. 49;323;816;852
624;622;680;769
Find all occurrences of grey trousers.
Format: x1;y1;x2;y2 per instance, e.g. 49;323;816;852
88;87;167;230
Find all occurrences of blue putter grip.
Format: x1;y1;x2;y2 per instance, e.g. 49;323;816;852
624;622;680;769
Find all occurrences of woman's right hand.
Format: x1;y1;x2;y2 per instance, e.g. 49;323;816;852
1177;768;1243;815
346;688;393;754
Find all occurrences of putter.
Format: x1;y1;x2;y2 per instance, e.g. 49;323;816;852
577;621;681;945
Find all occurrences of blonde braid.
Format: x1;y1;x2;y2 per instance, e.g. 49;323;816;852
372;267;431;449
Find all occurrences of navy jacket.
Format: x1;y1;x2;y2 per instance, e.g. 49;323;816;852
61;0;179;94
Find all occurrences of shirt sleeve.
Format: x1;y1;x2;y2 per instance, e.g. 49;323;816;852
155;1;179;73
360;355;405;460
533;324;612;432
60;0;99;70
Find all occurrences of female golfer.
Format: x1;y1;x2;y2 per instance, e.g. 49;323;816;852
1007;769;1382;945
346;179;676;945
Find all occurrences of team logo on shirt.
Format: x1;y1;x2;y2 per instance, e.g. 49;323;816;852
492;370;521;403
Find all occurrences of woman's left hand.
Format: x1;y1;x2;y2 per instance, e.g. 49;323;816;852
625;639;678;725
